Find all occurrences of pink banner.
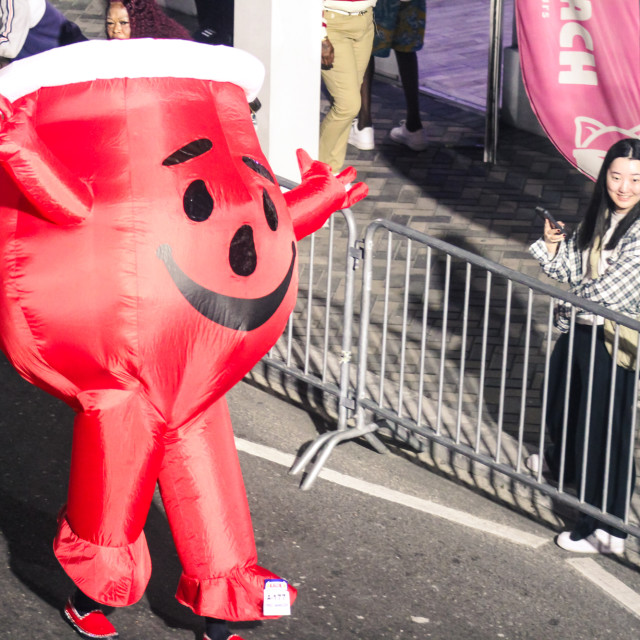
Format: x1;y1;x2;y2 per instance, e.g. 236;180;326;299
516;0;640;180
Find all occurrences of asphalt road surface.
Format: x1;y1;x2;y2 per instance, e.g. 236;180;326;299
1;356;640;640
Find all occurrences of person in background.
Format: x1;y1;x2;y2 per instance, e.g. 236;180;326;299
529;138;640;556
349;0;427;152
105;0;263;128
105;0;193;40
319;0;377;173
0;0;86;68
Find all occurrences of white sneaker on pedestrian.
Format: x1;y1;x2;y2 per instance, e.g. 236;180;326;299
390;120;428;151
348;119;375;151
525;453;550;475
556;528;625;555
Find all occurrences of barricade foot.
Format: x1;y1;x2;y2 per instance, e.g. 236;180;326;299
289;430;339;476
299;422;383;490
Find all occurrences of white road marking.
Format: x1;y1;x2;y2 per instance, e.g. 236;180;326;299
566;558;640;619
234;437;548;549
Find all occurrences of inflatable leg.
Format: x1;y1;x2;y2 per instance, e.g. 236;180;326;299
54;388;165;606
158;395;297;620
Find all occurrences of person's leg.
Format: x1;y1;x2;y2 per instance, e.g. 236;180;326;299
395;50;421;131
348;55;375;150
194;0;216;29
348;56;375;150
356;56;375;129
574;330;619;534
387;0;428;149
597;360;636;536
557;327;629;551
543;332;579;483
205;617;234;640
320;10;374;171
54;388;164;606
194;0;234;45
352;0;395;139
215;0;234;45
392;0;426;130
57;389;164;638
158;395;297;622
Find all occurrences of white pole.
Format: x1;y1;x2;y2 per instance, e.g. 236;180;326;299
235;0;323;182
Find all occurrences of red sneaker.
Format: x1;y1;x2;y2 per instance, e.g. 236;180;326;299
63;598;119;639
204;636;246;640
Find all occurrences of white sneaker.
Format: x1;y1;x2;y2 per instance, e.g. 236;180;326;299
525;453;550;474
556;528;625;554
390;120;428;151
348;119;375;150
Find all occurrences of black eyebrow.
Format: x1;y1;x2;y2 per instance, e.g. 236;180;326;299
163;139;213;166
242;156;276;184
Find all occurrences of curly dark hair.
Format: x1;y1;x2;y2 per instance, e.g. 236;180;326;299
106;0;193;40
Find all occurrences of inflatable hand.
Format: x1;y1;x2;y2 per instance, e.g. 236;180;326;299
284;148;368;240
0;93;91;224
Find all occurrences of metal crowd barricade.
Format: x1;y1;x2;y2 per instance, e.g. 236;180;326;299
253;177;361;440
289;217;640;539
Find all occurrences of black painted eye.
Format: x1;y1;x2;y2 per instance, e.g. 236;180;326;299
229;225;257;276
242;156;276;184
163;139;213;166
263;189;278;231
184;179;214;222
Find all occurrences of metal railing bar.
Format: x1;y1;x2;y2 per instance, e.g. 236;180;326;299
416;247;432;428
536;298;555;484
321;216;335;383
397;239;412;419
495;279;512;464
436;255;451;435
602;326;620;513
378;233;393;407
624;343;640;523
456;262;472;444
515;289;534;473
475;270;491;452
303;233;315;375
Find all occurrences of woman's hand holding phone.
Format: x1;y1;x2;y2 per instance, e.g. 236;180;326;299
536;206;566;257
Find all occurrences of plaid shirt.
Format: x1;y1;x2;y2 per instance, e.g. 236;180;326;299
529;217;640;332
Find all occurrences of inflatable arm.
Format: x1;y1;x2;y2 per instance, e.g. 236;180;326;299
284;149;368;240
0;94;92;225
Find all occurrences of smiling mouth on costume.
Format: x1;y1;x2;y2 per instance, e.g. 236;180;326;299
156;242;296;331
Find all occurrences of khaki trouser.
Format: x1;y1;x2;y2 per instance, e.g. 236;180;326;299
319;8;374;171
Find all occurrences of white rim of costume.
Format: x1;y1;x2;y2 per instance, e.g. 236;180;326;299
0;38;265;102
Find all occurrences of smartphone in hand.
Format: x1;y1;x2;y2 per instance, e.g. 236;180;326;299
535;206;567;233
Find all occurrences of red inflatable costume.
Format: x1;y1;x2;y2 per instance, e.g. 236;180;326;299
0;39;366;620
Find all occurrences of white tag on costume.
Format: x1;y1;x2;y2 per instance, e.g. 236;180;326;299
263;579;291;616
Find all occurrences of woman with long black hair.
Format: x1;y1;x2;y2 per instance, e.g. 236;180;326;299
529;137;640;555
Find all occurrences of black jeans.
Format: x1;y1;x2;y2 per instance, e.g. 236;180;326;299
195;0;234;45
545;325;636;538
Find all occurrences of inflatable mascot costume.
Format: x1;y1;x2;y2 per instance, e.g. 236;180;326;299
0;39;367;639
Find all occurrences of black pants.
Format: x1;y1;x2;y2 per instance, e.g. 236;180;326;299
545;325;637;538
195;0;234;45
